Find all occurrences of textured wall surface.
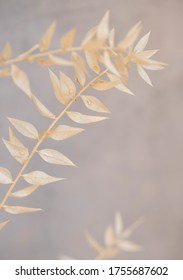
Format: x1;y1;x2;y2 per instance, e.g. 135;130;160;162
0;0;182;259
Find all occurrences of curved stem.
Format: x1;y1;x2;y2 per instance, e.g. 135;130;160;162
0;68;108;208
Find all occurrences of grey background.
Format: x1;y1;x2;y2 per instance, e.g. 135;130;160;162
0;0;182;259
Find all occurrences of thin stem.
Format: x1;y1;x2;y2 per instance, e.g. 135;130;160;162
0;68;108;208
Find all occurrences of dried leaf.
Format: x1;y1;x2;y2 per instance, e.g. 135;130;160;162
61;29;76;50
39;21;56;51
118;240;142;252
96;247;120;260
103;51;120;77
32;94;55;119
49;69;67;105
134;32;151;53
85;232;103;253
3;205;42;214
83;39;104;51
66;111;108;124
97;10;110;39
71;52;87;86
142;63;165;70
0;68;11;77
8;118;39;139
81;95;110;113
0;220;9;231
114;211;123;235
49;125;84;141
0;42;12;61
11;65;32;98
9;127;26;148
35;57;54;66
49;54;73;66
104;225;116;247
123;217;144;239
22;171;63;185
60;71;76;101
107;72;134;95
11;185;40;198
0;167;12;184
91;80;119;91
3;138;29;164
137;65;152;86
82;27;97;45
17;44;39;60
108;28;115;48
38;149;76;166
118;21;142;51
85;51;100;74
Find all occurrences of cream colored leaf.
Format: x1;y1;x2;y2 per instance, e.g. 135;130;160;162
22;171;63;185
0;220;9;231
49;125;84;140
81;95;110;113
11;185;40;198
136;49;158;59
1;42;12;61
0;167;12;184
0;68;11;77
137;65;152;86
3;139;29;164
8;118;39;139
61;29;76;50
123;217;144;239
17;44;39;60
32;94;55;119
38;149;76;166
107;72;134;95
83;39;104;51
60;71;76;100
11;64;32;98
97;10;110;39
49;69;67;105
66;111;108;124
108;28;115;48
104;225;116;247
114;211;123;235
9;127;25;148
96;247;120;260
39;21;56;51
142;63;165;70
85;232;103;253
3;205;42;214
49;54;73;66
134;32;151;53
118;240;142;252
35;57;53;66
81;27;97;45
71;52;87;86
103;51;120;77
85;51;100;74
118;21;142;50
91;80;119;91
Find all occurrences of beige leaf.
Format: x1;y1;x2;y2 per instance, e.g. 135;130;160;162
8;118;39;139
134;32;151;53
49;54;73;66
135;49;158;59
118;240;142;252
38;149;76;166
11;185;39;198
81;26;97;45
49;69;67;105
82;39;104;51
85;232;103;253
108;28;115;48
17;44;39;60
22;171;63;185
137;65;152;86
91;80;119;91
85;51;100;74
0;167;12;184
107;73;134;95
118;21;142;51
32;95;55;119
81;95;110;113
3;205;42;214
0;220;9;231
142;63;165;71
103;51;120;77
0;68;11;77
66;111;108;124
96;247;120;260
60;29;76;50
49;125;84;141
71;52;87;86
114;211;123;236
104;225;116;247
39;21;56;51
35;57;54;66
97;10;110;39
9;127;27;149
3;139;29;164
60;71;76;100
123;217;144;239
0;42;12;61
11;65;32;98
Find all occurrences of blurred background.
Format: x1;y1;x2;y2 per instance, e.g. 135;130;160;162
0;0;182;259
